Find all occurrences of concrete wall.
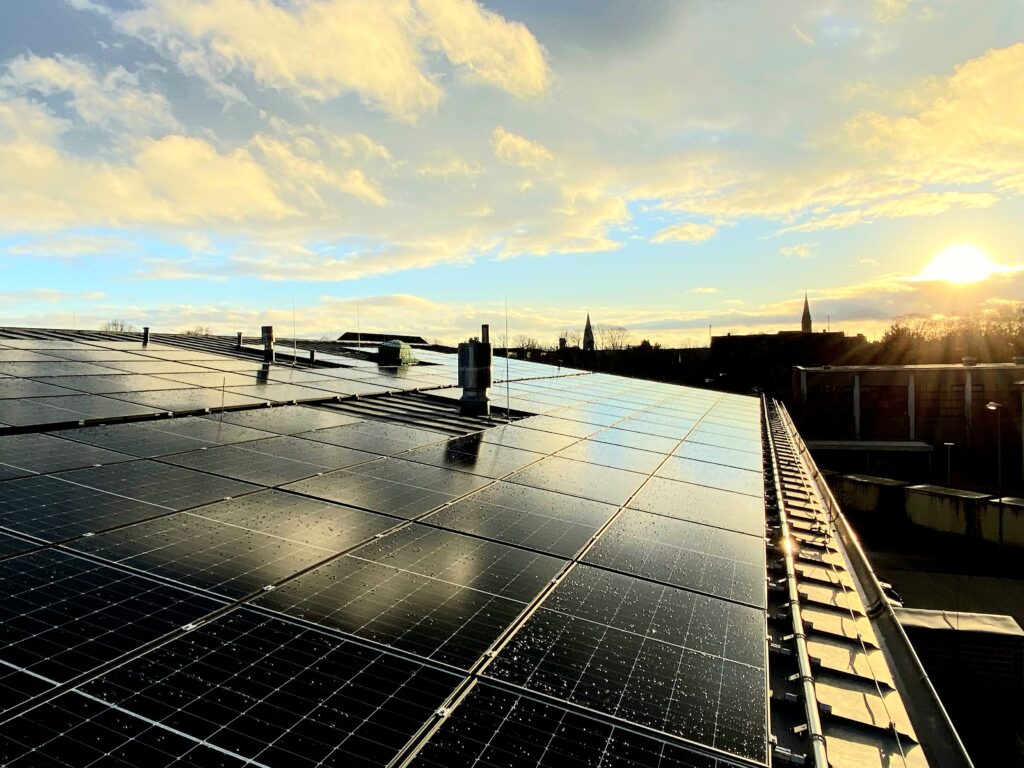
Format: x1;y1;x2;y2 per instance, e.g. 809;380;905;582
826;473;1024;548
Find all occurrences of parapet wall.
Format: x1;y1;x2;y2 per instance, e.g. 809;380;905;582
827;473;1024;547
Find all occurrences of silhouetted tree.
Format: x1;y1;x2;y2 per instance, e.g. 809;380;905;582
100;319;135;332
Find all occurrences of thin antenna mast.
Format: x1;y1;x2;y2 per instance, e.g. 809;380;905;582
356;302;361;348
504;294;511;419
292;296;297;367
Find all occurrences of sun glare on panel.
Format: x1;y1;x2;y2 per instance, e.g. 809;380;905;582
917;243;1005;284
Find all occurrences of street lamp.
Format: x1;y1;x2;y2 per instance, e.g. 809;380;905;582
986;402;1003;501
943;442;954;486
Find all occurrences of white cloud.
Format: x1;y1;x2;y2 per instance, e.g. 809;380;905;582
779;243;816;259
651;223;716;244
492;126;553;168
2;54;177;134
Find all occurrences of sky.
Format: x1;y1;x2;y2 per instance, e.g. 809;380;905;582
2;0;1023;347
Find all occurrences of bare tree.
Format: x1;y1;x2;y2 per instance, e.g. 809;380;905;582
182;325;211;336
596;325;631;351
100;319;135;332
559;328;582;348
513;334;540;351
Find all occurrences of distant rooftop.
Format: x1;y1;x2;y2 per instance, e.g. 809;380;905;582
338;330;428;345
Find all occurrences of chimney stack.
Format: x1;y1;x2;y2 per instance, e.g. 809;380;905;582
261;325;275;363
236;331;243;349
458;324;492;416
142;326;150;346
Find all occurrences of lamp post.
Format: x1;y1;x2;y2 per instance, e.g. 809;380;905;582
943;442;954;486
986;402;1003;499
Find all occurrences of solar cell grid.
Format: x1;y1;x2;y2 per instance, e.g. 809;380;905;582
655;456;764;498
0;395;157;427
591;427;680;454
508;456;647;506
628;477;765;538
402;436;542;479
239;434;377;470
110;388;269;412
352;524;566;603
673;442;762;472
285;469;452;519
160;443;328;486
516;415;603;439
411;683;723;768
210;405;362;434
0;378;79;399
476;424;579;453
584;509;767;608
0;432;133;474
555;440;665;474
188;490;394;551
0;549;223;712
426;481;617;558
485;565;767;763
685;431;762;454
143;416;278;445
0;361;123;377
59;460;260;511
31;373;193;394
69;511;336;598
0;475;173;541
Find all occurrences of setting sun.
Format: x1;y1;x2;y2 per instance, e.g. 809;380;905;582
917;243;1006;284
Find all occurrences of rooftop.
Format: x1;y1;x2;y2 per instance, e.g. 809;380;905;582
0;327;969;767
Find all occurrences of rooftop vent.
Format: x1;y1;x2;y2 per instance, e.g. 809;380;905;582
458;324;492;416
378;339;418;366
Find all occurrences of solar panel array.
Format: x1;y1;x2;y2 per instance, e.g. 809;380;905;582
0;334;768;767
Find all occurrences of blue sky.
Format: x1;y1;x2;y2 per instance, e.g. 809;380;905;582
2;0;1024;345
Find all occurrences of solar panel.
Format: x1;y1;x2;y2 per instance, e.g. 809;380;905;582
628;477;766;537
69;511;338;598
210;405;363;434
0;475;174;541
427;481;617;558
517;415;603;439
477;424;578;453
110;388;269;412
590;427;681;454
0;378;79;399
402;435;542;479
655;456;765;498
411;683;724;768
0;395;157;427
31;373;190;395
672;442;762;472
285;458;490;519
507;456;647;506
257;528;561;668
58;460;260;511
555;439;666;474
4;608;463;767
0;531;41;558
238;434;377;470
160;443;330;486
0;549;223;712
485;565;768;763
297;420;446;455
584;509;767;608
0;432;133;474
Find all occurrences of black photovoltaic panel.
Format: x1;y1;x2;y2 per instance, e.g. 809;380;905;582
350;524;565;602
238;434;377;471
161;443;329;486
91;359;211;374
402;435;542;479
0;432;133;474
412;683;723;768
507;456;647;506
584;509;766;608
69;511;336;598
427;481;617;558
628;477;765;538
673;441;762;472
0;395;156;427
110;387;269;412
17;609;462;767
555;439;666;474
32;373;190;394
49;417;270;460
0;475;172;541
591;427;681;454
517;415;603;439
477;424;579;454
485;565;768;763
256;531;555;668
285;458;490;519
142;415;278;445
0;361;123;377
157;370;266;387
0;378;79;399
687;429;762;454
298;420;446;455
655;456;764;498
0;549;223;711
0;463;32;482
186;490;395;551
226;383;342;402
59;460;260;511
0;531;40;558
210;405;362;434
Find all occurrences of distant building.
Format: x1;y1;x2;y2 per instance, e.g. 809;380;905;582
582;313;595;352
801;293;812;333
338;331;427;347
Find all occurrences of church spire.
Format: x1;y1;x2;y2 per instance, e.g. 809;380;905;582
582;312;595;352
801;293;812;333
